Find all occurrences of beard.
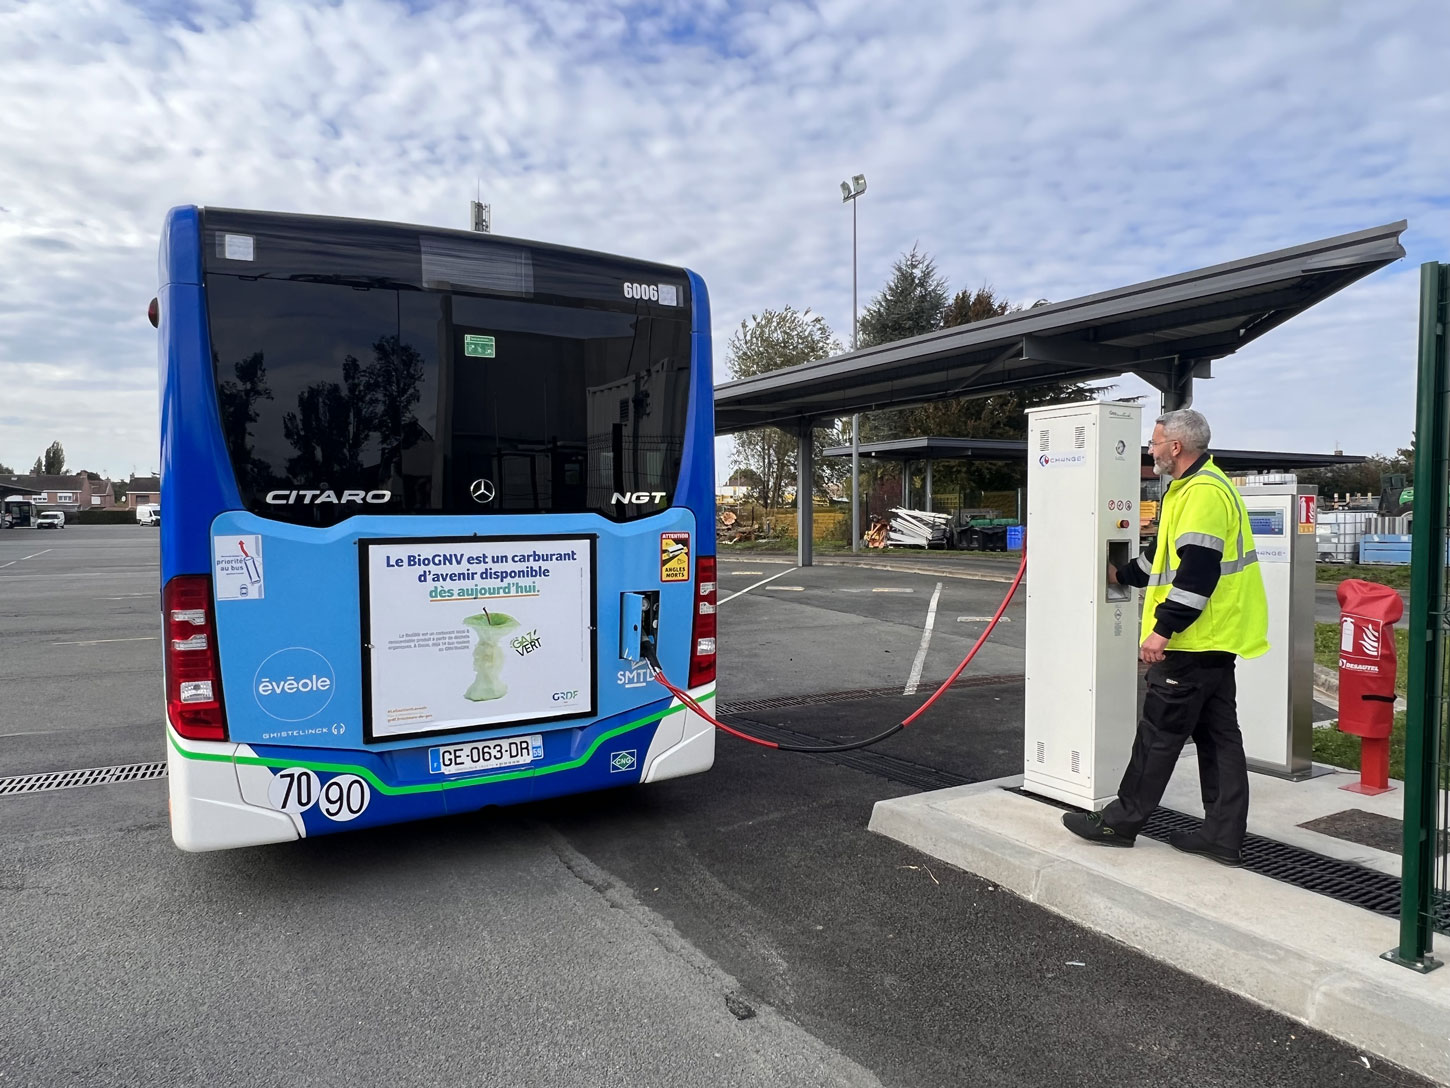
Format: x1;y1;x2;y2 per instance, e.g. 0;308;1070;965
1152;452;1174;477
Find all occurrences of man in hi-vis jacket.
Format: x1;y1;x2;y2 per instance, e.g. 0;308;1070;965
1063;409;1269;866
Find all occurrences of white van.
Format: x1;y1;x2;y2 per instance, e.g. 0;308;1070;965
136;504;160;526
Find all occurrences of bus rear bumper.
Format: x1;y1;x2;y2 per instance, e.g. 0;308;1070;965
167;728;301;852
642;691;716;783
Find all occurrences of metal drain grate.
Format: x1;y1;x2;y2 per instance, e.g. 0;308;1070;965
1137;807;1447;924
0;761;168;796
718;674;1022;716
1015;788;1447;930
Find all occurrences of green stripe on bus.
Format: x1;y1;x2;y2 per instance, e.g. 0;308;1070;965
167;691;715;796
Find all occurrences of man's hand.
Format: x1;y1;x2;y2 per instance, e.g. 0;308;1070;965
1106;561;1119;586
1140;631;1168;665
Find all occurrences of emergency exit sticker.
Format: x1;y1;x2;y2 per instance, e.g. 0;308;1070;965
463;334;496;358
660;532;690;582
1297;495;1317;535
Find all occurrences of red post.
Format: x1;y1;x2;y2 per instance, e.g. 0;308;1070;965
1335;579;1403;796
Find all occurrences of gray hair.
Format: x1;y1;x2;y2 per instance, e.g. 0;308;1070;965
1156;409;1211;453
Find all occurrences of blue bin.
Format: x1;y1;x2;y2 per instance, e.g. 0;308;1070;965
1006;525;1024;550
1358;534;1411;565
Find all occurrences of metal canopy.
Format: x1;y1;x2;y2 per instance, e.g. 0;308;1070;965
714;221;1407;434
820;436;1367;473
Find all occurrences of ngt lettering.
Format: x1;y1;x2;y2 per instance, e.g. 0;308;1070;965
612;492;666;505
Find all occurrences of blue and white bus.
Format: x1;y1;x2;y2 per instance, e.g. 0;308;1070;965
156;207;717;851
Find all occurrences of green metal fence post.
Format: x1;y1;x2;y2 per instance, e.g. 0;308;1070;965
1385;262;1449;973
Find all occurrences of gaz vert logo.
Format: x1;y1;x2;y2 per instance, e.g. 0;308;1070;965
511;628;542;656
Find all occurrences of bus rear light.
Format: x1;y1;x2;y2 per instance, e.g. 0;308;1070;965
180;680;215;703
688;556;716;688
164;575;227;741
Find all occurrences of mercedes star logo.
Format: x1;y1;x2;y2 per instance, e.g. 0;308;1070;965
470;479;495;504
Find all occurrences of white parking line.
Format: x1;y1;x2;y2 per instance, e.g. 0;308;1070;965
871;587;915;593
766;585;805;591
724;570;765;575
718;566;800;605
0;548;51;569
52;636;159;646
957;615;1012;623
904;582;943;696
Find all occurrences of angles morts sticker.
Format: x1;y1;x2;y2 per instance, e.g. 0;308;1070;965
660;532;690;583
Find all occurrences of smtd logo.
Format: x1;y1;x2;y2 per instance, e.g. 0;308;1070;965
253;647;336;722
618;660;657;689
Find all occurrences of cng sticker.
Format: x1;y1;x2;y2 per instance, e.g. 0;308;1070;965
463;334;496;358
610;750;638;773
660;532;690;582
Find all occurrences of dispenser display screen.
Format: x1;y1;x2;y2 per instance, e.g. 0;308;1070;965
1248;509;1284;537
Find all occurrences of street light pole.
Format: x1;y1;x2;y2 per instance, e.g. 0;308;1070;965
841;174;867;551
852;194;859;352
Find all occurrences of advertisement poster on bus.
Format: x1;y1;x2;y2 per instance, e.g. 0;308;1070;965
362;536;595;741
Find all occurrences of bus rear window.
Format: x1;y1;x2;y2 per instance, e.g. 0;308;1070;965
204;275;693;526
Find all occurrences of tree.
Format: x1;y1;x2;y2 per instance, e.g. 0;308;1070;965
31;456;42;475
0;461;13;475
854;247;952;444
41;441;65;476
723;468;765;501
858;245;950;349
727;307;844;506
1298;444;1415;503
871;285;1100;503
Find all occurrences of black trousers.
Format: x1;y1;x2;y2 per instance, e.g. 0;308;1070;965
1101;650;1249;853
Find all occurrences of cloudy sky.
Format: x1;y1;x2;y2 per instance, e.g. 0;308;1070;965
1;0;1446;483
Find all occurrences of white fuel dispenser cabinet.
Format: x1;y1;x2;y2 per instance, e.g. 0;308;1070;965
1234;483;1320;779
1023;401;1143;809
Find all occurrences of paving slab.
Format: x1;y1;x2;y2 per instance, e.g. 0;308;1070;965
870;765;1450;1085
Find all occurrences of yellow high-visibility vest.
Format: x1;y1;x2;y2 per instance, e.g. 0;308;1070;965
1141;456;1270;658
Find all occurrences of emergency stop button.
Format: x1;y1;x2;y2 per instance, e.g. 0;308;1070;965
1117;519;1131;529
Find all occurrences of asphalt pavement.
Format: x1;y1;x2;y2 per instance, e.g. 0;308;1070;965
0;527;1430;1087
